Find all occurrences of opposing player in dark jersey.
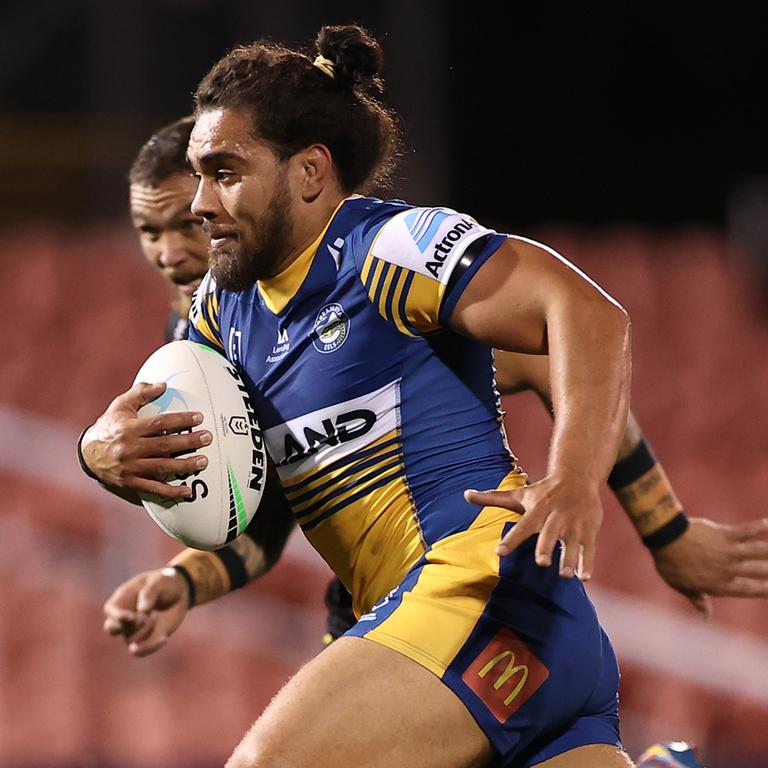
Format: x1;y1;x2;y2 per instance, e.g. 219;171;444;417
82;30;761;767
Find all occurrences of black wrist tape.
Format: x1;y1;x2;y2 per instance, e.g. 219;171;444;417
608;438;656;490
212;547;249;591
172;564;197;607
77;425;100;481
642;511;690;550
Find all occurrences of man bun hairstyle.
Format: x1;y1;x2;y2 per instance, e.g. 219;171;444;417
194;24;400;195
129;115;195;187
315;24;384;90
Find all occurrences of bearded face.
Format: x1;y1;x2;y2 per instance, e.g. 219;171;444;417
207;168;295;291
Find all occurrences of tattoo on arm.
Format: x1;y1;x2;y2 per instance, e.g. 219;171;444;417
169;550;230;606
228;535;269;580
615;465;683;538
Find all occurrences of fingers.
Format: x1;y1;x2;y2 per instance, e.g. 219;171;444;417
717;577;768;598
464;489;526;515
733;540;768;559
727;518;768;543
117;381;167;412
495;516;535;557
131;455;208;481
534;518;561;569
731;560;768;579
138;412;206;440
138;430;212;457
127;476;195;500
129;634;169;658
579;537;595;581
103;609;146;637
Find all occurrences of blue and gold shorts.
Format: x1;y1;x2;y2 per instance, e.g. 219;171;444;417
345;507;621;767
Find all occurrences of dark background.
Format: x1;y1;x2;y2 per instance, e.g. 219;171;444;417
2;5;768;767
2;1;766;230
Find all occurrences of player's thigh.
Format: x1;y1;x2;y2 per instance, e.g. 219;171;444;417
534;743;635;768
227;635;495;768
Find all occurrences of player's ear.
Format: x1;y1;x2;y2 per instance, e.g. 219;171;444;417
296;144;334;202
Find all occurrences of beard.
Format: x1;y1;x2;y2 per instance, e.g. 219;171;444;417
209;173;294;292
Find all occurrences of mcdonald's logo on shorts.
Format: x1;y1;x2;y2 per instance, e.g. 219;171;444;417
462;628;550;722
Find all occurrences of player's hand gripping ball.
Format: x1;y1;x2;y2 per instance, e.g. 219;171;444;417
133;341;266;550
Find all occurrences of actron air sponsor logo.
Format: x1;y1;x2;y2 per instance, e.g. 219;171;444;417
462;628;550;722
423;218;476;279
264;380;401;482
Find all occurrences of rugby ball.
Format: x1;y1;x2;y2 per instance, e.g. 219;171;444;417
133;340;266;550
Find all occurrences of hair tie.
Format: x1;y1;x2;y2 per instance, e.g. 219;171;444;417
313;54;336;79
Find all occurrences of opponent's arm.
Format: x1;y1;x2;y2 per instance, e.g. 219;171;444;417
493;350;768;614
457;235;631;579
103;474;295;656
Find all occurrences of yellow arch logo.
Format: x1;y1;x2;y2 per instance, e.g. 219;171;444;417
477;650;529;706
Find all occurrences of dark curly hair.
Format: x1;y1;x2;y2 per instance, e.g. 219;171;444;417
129;116;195;187
194;25;400;195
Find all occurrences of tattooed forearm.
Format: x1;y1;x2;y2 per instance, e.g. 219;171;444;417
615;465;683;537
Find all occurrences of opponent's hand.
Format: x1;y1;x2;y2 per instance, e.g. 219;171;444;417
80;381;211;499
465;473;603;579
103;568;190;657
652;517;768;617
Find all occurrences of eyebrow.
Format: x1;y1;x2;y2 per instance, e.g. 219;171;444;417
131;202;198;226
188;151;244;170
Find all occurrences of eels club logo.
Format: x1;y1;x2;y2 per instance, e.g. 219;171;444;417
312;303;350;354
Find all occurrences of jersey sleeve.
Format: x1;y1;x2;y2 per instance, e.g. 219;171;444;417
188;271;225;351
357;206;508;335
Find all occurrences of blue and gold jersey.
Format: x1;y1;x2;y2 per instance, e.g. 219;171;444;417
189;195;520;616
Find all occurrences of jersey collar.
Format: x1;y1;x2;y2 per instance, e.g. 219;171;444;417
258;195;360;315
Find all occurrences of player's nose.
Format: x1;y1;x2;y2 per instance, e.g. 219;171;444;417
191;177;221;220
157;233;188;268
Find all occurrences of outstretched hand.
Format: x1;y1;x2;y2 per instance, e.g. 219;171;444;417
465;473;603;580
80;381;211;500
652;517;768;617
103;568;190;657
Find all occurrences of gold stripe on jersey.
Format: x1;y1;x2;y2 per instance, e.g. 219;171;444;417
284;431;406;530
361;256;446;336
296;458;405;529
387;267;417;337
377;261;399;320
210;291;220;331
363;469;526;677
402;272;445;334
258;196;354;315
195;305;224;350
304;472;426;618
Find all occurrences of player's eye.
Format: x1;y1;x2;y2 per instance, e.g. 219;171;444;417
140;228;161;243
215;170;236;184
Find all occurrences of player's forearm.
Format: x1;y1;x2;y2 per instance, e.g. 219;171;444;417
608;430;689;548
168;479;295;607
168;533;271;607
546;292;631;485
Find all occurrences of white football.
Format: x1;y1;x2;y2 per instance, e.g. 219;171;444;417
133;340;266;550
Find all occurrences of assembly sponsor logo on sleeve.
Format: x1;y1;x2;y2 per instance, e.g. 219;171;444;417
312;302;350;354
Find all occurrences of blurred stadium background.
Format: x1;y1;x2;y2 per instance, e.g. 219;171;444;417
1;2;767;766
